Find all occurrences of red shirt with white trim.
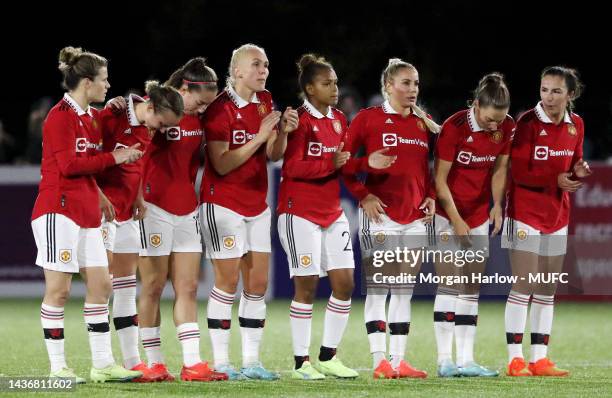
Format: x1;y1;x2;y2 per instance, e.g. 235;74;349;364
32;93;116;227
277;100;348;228
201;86;274;217
507;102;584;233
343;101;433;225
435;108;515;228
142;113;204;216
97;95;153;222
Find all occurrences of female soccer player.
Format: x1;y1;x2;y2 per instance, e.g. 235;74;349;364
432;73;514;377
343;58;439;379
200;43;298;380
97;81;183;381
137;58;227;382
503;66;591;377
31;47;143;383
277;54;361;380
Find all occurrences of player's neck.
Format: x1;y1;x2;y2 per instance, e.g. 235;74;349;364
134;102;147;124
234;84;255;104
309;98;330;117
389;99;411;117
544;108;564;125
67;91;89;113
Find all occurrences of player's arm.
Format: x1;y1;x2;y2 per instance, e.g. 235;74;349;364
267;107;298;161
489;154;509;235
282;122;340;180
340;114;370;200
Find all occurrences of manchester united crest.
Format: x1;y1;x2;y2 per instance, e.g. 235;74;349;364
568;125;577;136
490;131;503;144
517;229;528;241
299;254;312;268
374;231;386;245
332;120;342;134
223;235;236;250
257;103;268;116
59;249;72;264
417;120;426;132
440;232;450;243
150;233;162;248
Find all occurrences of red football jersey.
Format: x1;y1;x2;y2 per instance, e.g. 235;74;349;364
507;102;584;233
142;113;203;216
343;101;433;225
32;93;116;227
435;108;515;228
97;95;153;222
277;100;348;228
201;86;274;217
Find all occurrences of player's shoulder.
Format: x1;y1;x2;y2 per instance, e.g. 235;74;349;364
444;109;469;128
257;89;273;103
331;107;347;124
355;105;383;119
204;91;233;116
46;99;76;124
517;108;537;124
569;112;584;127
502;113;516;132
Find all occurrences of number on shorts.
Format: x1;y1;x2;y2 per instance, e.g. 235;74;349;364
342;231;352;251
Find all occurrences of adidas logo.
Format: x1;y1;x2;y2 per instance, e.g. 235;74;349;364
385;118;393;124
467;136;474;143
236;112;242;119
313;126;319;132
539;130;547;136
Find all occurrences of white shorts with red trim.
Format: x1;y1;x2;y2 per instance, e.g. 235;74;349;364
278;213;355;278
501;217;567;256
140;202;202;257
32;213;108;273
200;203;271;260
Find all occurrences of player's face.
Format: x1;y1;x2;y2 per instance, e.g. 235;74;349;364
237;49;269;92
144;106;182;130
540;75;571;118
475;103;508;132
387;67;419;109
181;88;218;115
86;67;110;103
308;69;339;107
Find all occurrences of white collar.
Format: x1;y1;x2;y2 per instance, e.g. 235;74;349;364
127;94;145;127
467;107;485;132
226;85;260;109
535;102;573;124
382;100;399;115
303;100;334;119
63;93;92;116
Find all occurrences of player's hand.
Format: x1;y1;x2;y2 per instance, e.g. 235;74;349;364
106;96;127;111
257;111;282;142
360;193;387;224
489;204;503;236
419;197;435;223
280;107;299;134
451;216;472;247
112;143;143;165
99;191;115;222
573;158;593;178
333;142;351;169
557;172;582;192
368;148;397;169
132;196;147;221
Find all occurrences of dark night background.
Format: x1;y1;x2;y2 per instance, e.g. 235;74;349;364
1;1;609;162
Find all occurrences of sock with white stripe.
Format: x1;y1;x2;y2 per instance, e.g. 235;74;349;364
177;322;201;367
239;291;266;367
530;295;554;363
388;292;411;368
207;286;234;368
320;296;351;361
140;327;164;366
41;303;67;373
454;294;479;367
364;292;387;368
84;303;114;369
505;290;530;362
433;288;457;364
290;301;313;369
111;275;140;369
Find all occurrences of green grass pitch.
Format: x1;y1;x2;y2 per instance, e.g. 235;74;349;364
0;299;610;397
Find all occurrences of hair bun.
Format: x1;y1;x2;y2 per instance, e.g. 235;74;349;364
297;54;319;72
58;46;83;71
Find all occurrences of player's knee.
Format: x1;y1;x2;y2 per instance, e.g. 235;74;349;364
295;287;316;303
142;279;165;301
175;279;198;299
333;281;354;301
45;286;70;306
216;273;239;293
245;276;268;296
